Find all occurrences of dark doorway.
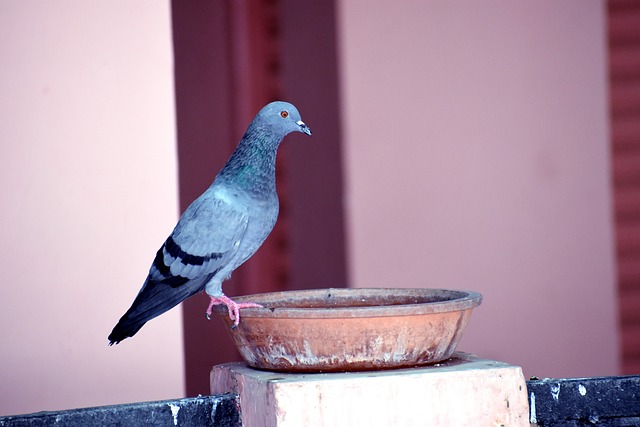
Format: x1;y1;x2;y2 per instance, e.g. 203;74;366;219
171;0;348;396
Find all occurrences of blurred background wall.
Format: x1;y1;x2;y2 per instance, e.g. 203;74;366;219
0;1;184;415
1;0;637;416
338;0;618;379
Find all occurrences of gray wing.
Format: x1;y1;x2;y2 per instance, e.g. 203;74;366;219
151;190;249;284
108;189;248;344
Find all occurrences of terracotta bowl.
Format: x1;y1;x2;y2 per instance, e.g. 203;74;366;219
213;288;482;372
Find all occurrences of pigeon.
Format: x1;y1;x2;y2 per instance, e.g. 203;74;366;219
108;101;311;344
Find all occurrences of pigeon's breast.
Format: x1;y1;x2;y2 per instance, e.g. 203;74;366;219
221;186;279;268
240;192;279;255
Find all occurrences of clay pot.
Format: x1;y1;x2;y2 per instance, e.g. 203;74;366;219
214;288;482;372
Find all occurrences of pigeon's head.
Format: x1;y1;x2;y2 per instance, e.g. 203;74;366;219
256;101;312;138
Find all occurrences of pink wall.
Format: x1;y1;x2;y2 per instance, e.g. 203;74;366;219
338;1;620;377
0;2;184;415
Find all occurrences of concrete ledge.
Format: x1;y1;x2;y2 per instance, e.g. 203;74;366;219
211;352;529;427
0;394;240;427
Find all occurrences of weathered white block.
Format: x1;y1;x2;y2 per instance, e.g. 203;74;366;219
211;352;529;427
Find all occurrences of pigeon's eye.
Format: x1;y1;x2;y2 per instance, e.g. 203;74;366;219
280;110;289;118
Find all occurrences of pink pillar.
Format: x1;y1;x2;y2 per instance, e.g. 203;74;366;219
0;1;183;415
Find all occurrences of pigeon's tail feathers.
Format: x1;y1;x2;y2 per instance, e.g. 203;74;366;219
108;317;146;345
108;276;208;345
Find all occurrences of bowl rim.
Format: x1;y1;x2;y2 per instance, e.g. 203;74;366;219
215;287;482;319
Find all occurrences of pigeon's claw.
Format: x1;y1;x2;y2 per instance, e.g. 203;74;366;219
206;295;262;327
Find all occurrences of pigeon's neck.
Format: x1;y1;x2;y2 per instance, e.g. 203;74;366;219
218;125;282;195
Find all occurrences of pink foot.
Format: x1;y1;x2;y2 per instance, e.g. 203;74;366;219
205;295;262;327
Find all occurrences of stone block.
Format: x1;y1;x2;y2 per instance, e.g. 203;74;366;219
211;352;529;427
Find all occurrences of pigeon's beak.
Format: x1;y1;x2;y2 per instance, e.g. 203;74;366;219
297;120;312;136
